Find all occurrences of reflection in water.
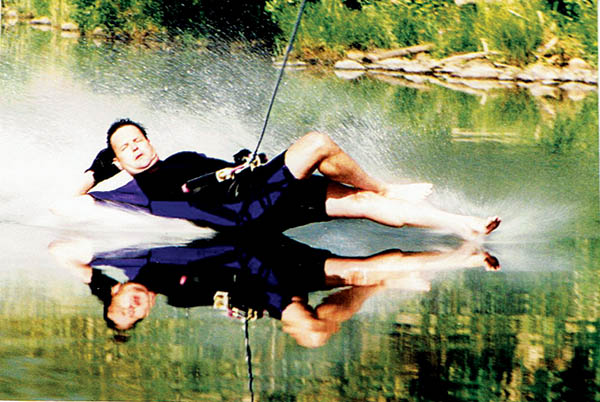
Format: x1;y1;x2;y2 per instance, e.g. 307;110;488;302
50;234;499;348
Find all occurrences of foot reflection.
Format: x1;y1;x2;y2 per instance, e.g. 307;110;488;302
49;234;499;347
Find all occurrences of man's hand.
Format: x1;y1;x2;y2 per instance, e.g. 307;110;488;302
86;148;121;184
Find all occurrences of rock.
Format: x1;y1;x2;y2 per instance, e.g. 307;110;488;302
61;22;78;31
559;59;598;84
516;63;561;82
495;64;522;81
436;62;463;75
30;16;51;25
375;57;435;73
582;70;598;84
452;59;501;79
334;59;365;70
568;58;590;70
346;50;367;62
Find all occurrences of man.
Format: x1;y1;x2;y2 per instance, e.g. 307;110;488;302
70;118;500;238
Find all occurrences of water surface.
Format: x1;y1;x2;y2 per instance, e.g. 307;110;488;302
0;26;598;401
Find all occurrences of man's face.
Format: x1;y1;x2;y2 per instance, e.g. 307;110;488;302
108;283;156;330
110;125;159;175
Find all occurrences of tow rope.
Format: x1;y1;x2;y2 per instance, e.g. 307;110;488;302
183;0;308;201
252;0;308;160
196;4;308;398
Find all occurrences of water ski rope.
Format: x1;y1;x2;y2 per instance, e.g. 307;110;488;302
252;0;308;160
242;4;307;401
183;0;307;198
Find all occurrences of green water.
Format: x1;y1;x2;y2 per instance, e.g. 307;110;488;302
0;26;598;401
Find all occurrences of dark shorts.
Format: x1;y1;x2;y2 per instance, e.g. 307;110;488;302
253;151;332;231
191;151;332;232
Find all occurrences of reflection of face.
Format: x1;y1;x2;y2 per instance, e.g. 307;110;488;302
108;283;156;330
110;125;159;175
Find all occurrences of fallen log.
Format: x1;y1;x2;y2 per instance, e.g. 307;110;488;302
438;51;499;65
364;44;434;63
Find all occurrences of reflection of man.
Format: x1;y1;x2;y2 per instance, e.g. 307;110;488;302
49;236;499;347
59;118;500;238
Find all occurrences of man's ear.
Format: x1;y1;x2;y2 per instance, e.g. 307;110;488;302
112;157;123;171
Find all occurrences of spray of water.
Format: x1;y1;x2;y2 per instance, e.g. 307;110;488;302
0;36;590;266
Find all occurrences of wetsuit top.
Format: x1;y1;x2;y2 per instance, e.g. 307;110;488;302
90;235;333;319
89;151;331;231
89;152;243;228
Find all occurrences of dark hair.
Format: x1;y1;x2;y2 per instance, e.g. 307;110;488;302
106;118;148;149
89;269;142;332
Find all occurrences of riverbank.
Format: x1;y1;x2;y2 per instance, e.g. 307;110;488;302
2;0;597;65
327;46;598;101
2;1;597;103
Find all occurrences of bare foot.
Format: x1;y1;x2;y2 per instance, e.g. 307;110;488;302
484;216;501;235
457;216;501;240
383;182;433;202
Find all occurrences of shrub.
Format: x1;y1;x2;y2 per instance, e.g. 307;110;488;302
267;0;394;55
474;2;544;65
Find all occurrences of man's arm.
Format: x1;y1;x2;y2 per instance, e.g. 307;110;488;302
50;148;121;216
75;170;97;196
83;148;122;193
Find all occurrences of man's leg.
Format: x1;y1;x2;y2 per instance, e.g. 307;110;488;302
284;131;432;201
324;182;500;240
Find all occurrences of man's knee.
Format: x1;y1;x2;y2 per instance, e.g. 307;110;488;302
299;131;337;157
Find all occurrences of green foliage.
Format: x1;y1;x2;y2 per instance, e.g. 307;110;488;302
70;0;157;37
31;0;51;16
6;0;596;64
268;0;393;55
68;0;278;43
266;0;595;65
391;0;453;47
473;2;544;65
543;0;598;62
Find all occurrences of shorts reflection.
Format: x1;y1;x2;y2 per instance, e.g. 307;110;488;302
49;235;499;348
